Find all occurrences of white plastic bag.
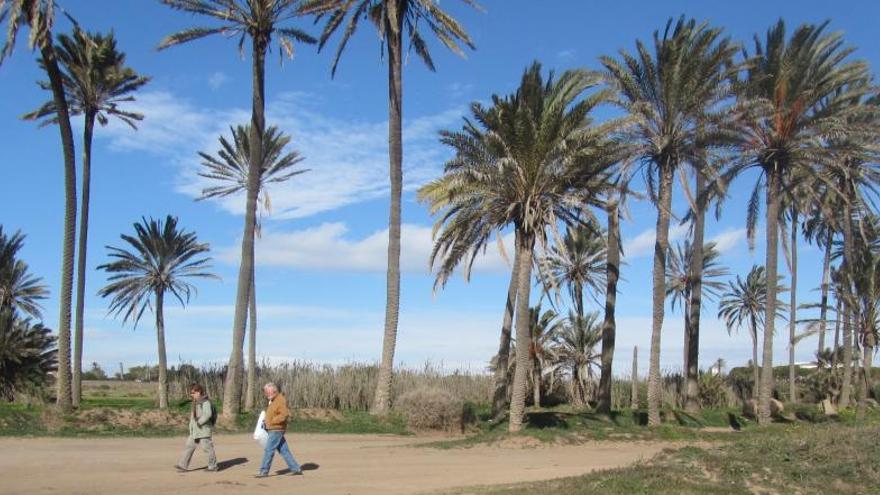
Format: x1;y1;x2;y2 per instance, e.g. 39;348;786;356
253;410;268;447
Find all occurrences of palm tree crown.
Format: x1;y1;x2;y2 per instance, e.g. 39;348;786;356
97;216;216;325
0;227;49;319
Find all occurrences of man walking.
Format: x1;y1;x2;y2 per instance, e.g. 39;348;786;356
175;383;218;472
256;382;303;478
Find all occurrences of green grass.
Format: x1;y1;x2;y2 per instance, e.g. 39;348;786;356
447;421;880;494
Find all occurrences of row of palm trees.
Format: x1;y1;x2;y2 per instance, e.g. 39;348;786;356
421;17;879;431
0;0;478;417
3;1;879;432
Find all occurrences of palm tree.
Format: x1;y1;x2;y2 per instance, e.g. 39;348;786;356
538;221;607;319
718;265;787;401
600;17;739;426
197;123;306;410
420;63;618;431
0;308;57;401
596;186;623;414
665;239;728;393
308;0;477;414
802;193;839;356
158;0;316;419
24;27;149;407
1;0;78;412
97;216;216;409
0;227;49;319
527;306;560;408
553;311;603;407
726;20;872;422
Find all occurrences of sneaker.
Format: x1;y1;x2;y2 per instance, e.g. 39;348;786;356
254;472;268;478
206;466;218;472
289;470;304;476
174;465;187;473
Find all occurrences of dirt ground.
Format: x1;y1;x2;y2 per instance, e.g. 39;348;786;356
0;433;671;495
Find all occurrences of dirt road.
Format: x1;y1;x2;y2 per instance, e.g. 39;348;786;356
0;434;669;494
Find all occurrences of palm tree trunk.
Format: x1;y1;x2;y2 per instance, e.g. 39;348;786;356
41;42;76;414
222;37;266;420
597;197;620;413
817;233;832;354
509;231;534;432
857;331;873;420
532;363;541;408
759;168;782;424
372;14;404;415
630;346;638;409
750;315;760;401
685;171;706;413
833;299;842;367
72;112;96;408
245;273;257;411
155;289;168;409
572;364;583;406
788;207;798;404
491;244;520;418
647;162;674;426
840;208;856;408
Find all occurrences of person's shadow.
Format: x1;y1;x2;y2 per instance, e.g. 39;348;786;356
216;458;249;472
278;463;320;474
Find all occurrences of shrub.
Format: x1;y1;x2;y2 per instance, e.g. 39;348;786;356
698;373;730;408
395;387;465;432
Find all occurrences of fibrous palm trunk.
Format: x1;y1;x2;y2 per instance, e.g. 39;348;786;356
750;315;760;401
491;246;520;418
840;210;856;409
788;208;799;403
509;232;534;432
817;233;832;354
597;197;620;414
42;42;76;413
245;273;257;411
372;13;404;415
72;111;96;408
857;331;873;420
759;168;782;425
685;170;706;412
647;163;674;426
630;346;638;409
155;289;168;409
222;36;266;419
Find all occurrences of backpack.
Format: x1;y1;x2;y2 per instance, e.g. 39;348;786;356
207;400;218;427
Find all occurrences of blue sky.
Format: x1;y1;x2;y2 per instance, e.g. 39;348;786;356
1;0;878;376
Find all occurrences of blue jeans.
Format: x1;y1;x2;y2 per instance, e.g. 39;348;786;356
259;430;301;474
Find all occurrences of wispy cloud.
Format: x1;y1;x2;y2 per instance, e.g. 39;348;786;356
96;90;463;219
216;222;513;274
557;49;576;60
710;228;746;254
622;224;690;259
207;71;230;90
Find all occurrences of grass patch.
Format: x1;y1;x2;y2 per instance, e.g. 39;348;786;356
449;421;880;494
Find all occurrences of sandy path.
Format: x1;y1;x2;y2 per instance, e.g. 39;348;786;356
0;433;668;494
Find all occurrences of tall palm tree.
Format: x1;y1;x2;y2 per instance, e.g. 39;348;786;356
97;216;216;409
1;0;77;412
718;265;787;401
308;0;477;414
527;306;560;408
420;63;618;431
158;0;315;419
726;20;872;422
553;310;603;407
600;17;739;426
665;239;728;392
596;186;622;414
802;192;839;356
197;123;306;410
538;221;606;319
24;27;149;407
0;227;49;318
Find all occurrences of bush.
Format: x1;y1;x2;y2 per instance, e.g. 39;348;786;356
698;373;730;408
395;387;465;432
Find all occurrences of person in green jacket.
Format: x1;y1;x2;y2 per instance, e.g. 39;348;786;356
175;383;218;472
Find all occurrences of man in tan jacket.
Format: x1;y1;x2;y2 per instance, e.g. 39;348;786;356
256;382;303;478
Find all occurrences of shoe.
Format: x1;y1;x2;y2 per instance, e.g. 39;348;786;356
206;466;218;472
254;472;268;478
174;465;187;473
289;470;304;476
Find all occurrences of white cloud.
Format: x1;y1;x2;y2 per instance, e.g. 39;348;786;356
208;71;229;90
216;222;513;274
622;223;690;259
556;49;576;60
710;228;746;254
96;90;462;220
